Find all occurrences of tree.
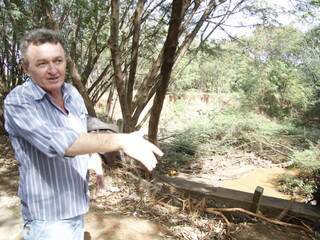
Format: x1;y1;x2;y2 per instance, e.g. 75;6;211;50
222;26;312;118
0;0;276;139
107;0;253;139
148;0;188;143
295;26;320;120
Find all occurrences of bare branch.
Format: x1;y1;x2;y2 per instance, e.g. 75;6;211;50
127;0;145;113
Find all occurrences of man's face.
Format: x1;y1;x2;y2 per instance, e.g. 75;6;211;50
23;42;66;95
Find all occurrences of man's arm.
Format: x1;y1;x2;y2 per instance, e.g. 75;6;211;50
65;132;163;171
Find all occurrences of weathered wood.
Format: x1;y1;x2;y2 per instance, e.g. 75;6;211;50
252;186;264;213
155;175;320;221
276;199;294;220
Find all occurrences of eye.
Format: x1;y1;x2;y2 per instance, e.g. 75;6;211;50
54;59;63;64
37;62;47;68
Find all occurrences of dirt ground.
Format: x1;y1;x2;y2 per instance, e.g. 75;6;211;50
0;134;316;240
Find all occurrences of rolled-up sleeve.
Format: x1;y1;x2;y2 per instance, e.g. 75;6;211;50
4;102;80;158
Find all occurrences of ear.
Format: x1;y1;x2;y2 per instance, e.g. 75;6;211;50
21;61;29;74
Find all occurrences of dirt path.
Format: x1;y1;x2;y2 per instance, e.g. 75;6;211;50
0;202;313;240
0;197;21;240
85;208;161;240
0;203;161;240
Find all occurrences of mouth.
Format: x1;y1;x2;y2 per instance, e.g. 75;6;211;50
47;77;60;83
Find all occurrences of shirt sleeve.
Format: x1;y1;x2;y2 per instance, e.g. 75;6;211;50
4;101;80;158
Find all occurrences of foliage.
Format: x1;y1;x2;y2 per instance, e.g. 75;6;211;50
171;43;229;93
172;26;319;120
278;142;320;200
291;143;320;170
296;26;320;122
232;27;313;118
1;0;256;134
312;168;320;206
290;0;320;21
1;0;320;136
161;132;198;168
161;95;303;168
277;173;315;199
161;94;320;201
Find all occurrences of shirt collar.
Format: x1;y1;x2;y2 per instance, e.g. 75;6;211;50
28;80;72;101
28;79;46;100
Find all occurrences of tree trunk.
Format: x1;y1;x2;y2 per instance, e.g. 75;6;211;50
110;0;133;132
68;57;96;116
174;0;221;65
127;0;145;114
130;1;220;130
148;0;188;144
106;83;115;117
0;99;6;135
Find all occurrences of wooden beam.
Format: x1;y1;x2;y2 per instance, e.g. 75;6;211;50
155;175;320;221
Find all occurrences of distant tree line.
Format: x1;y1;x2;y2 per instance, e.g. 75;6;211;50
172;25;320;121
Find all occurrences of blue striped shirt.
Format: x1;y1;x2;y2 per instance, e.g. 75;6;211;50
4;80;89;220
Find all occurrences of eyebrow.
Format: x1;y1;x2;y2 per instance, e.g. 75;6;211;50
35;59;48;64
35;56;63;63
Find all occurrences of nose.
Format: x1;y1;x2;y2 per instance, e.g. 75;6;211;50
47;63;58;75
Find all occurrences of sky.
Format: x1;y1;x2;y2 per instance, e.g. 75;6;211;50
212;0;319;39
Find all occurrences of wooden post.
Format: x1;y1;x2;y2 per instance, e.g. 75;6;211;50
84;231;91;240
251;186;264;213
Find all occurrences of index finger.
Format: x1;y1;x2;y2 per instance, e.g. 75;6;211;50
148;141;163;157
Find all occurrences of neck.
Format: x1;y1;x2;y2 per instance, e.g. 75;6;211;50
48;89;67;113
48;89;62;101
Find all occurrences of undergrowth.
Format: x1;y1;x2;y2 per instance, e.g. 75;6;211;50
161;105;300;166
159;95;320;201
278;173;315;199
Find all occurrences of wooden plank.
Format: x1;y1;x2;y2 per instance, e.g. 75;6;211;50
155;175;320;221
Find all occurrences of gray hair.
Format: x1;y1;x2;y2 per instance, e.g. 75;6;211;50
20;28;66;65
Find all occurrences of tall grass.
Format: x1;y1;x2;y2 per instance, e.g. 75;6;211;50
291;144;320;170
161;96;288;167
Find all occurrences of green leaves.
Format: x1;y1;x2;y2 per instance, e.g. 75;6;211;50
310;0;320;7
10;9;23;21
173;24;319;119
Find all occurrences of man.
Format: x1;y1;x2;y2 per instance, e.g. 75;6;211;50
4;28;162;240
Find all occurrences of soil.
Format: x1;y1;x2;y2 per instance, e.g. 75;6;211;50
0;134;315;240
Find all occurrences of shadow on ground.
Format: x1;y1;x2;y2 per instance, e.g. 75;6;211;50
85;208;161;240
230;222;313;240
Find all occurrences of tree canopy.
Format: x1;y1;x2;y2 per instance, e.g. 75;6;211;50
1;0;319;139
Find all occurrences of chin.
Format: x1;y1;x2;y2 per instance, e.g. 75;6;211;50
43;81;64;93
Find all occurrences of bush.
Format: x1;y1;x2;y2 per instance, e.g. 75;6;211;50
291;144;320;170
312;169;320;206
278;173;314;198
289;144;320;202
